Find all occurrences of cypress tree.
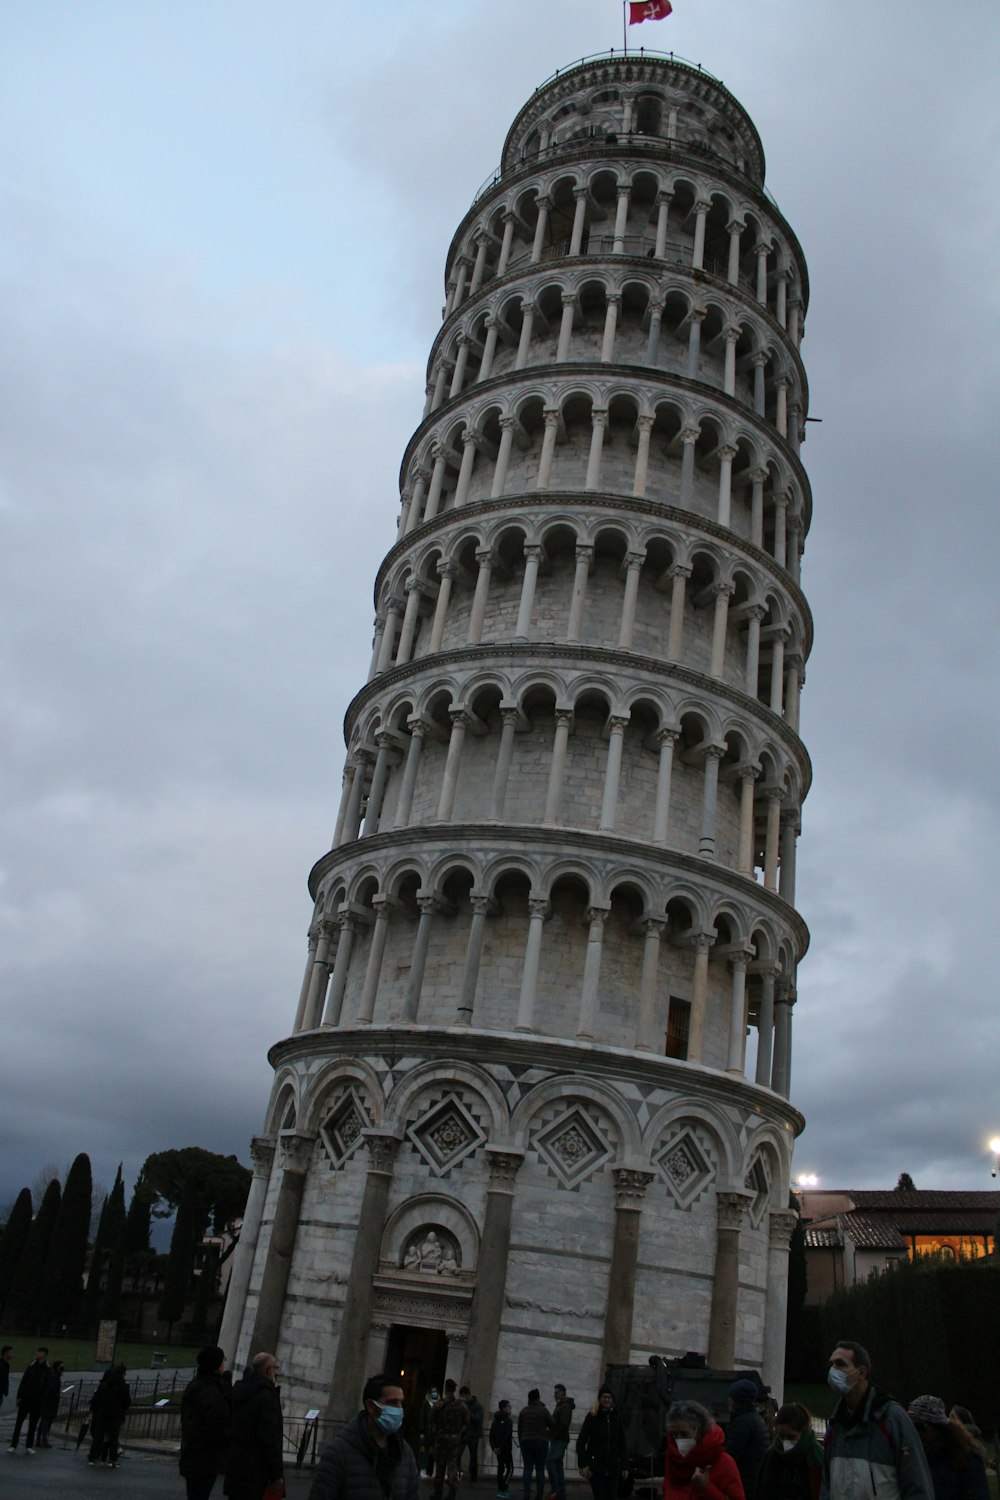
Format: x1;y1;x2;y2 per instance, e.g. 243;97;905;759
124;1174;152;1262
158;1180;200;1326
6;1177;61;1322
0;1188;34;1315
82;1189;112;1326
100;1168;127;1321
39;1151;92;1324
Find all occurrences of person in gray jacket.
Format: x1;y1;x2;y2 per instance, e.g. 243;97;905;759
820;1341;933;1500
309;1373;419;1500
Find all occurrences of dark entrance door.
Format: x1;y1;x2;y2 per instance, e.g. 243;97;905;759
384;1323;449;1459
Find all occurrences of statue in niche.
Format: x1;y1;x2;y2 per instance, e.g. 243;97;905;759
400;1226;461;1275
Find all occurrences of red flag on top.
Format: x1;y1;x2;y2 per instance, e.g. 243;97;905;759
629;0;672;22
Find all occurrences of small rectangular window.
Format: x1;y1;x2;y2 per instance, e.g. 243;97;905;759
665;998;691;1060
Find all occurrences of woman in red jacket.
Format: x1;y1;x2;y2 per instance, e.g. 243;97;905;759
663;1401;745;1500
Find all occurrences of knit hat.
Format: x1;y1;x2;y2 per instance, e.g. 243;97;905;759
598;1385;615;1400
908;1396;949;1427
197;1345;226;1373
729;1380;758;1406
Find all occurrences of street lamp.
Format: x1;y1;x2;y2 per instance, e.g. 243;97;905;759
989;1138;1000;1177
796;1172;819;1188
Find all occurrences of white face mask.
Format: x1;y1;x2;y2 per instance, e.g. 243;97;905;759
782;1440;797;1453
828;1368;852;1396
674;1437;696;1455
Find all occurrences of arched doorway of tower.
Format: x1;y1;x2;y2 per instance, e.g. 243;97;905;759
383;1322;449;1458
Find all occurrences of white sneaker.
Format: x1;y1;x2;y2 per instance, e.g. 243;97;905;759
26;1447;35;1454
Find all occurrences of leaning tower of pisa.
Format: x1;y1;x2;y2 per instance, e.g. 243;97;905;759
221;52;812;1424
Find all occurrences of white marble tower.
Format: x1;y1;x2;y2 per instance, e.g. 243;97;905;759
222;51;811;1422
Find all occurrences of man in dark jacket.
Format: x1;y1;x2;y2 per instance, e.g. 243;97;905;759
36;1359;65;1447
308;1371;419;1500
8;1347;50;1453
88;1364;131;1467
433;1379;469;1500
224;1351;284;1500
180;1345;232;1500
0;1346;11;1416
576;1387;628;1500
518;1390;552;1500
820;1341;933;1500
489;1400;514;1499
547;1386;575;1500
725;1379;769;1499
460;1385;485;1483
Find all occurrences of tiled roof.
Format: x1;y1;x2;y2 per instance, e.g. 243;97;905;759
804;1225;841;1248
850;1190;1000;1211
838;1212;907;1250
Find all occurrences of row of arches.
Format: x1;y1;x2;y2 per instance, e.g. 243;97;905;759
426;270;806;436
446;163;805;338
399;384;808;565
294;858;800;1093
372;517;809;713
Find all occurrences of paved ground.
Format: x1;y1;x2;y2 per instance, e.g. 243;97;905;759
1;1442;321;1498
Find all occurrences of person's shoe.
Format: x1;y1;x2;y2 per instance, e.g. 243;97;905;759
26;1447;35;1454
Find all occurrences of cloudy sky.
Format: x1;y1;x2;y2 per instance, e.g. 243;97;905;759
2;0;999;1217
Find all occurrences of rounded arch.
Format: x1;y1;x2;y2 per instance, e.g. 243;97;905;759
510;1074;642;1158
386;1059;510;1141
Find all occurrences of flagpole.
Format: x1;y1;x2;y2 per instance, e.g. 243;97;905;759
623;1;627;54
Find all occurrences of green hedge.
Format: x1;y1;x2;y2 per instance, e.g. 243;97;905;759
819;1256;1000;1432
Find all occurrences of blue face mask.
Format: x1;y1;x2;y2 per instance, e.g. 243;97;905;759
827;1368;852;1396
375;1403;405;1434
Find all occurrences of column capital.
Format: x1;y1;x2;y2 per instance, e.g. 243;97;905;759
585;903;612;928
737;760;762;784
716;1190;749;1231
613;1167;656;1211
475;546;495;567
711;579;735;599
485;1146;525;1192
616;183;632;200
656;188;674;206
752;350;768;368
363;1129;402;1176
591;406;610;428
681;424;700;445
534;192;552;210
719;443;738;462
643;914;668;937
250;1135;277;1175
554;707;575;728
776;374;791;391
528;896;551;921
417;894;445;918
406;714;430;737
469;893;494;918
523;542;544;562
755;240;771;258
624;549;646;571
279;1131;316;1176
607;714;630;735
703;741;727;763
573;184;589;201
519;296;537;315
694;198;712;214
404;576;427;596
371;893;400;917
723;325;741;345
448;707;471;729
500;705;522;728
383;594;403;615
748;466;768;484
561;290;579;309
667;561;693;580
656;726;680;748
726;217;746;235
768;1208;799;1251
728;947;755;972
460;427;479;449
636;414;655;434
542;407;561;428
605;293;622;309
575;542;595;563
689;306;707;325
437;559;459;580
374;728;399;752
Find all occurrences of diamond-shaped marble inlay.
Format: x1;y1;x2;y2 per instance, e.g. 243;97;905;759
407;1095;485;1176
320;1089;369;1169
655;1127;714;1208
745;1155;770;1226
536;1107;613;1188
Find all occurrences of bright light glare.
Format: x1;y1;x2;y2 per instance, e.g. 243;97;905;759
989;1137;1000;1154
796;1172;819;1187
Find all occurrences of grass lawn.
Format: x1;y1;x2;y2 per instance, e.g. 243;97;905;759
1;1338;200;1372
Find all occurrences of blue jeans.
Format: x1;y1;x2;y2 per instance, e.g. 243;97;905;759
521;1440;548;1500
547;1439;568;1500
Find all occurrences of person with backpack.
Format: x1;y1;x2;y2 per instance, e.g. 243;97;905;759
820;1341;933;1500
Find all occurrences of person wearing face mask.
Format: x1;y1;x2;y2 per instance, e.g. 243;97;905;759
225;1352;284;1499
754;1403;823;1500
663;1399;744;1500
308;1372;419;1500
819;1342;933;1500
725;1381;769;1499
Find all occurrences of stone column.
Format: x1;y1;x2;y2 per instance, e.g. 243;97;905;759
249;1131;316;1359
496;212;515;276
436;710;469;820
602;1169;656;1366
514;544;543;638
768;629;787;714
698;744;725;857
600;298;620;363
772;981;792;1096
491;417;515;497
655;193;672;258
342;749;371;841
375;597;402;673
667;564;690;659
405;468;430;535
361;731;396;837
763;787;782;892
737;764;760;874
762;1210;799;1401
424;447;449;522
723;326;739;395
531;196;550;263
725;950;753;1074
686;932;713;1063
515;897;550;1031
323;911;362;1027
752;353;767;416
776;270;789;329
392;718;426;829
576;905;611;1038
617;551;645;649
449;336;471;397
395;579;425;666
600;716;629;832
536;408;561;489
367;614;385;681
543;709;573;824
679;426;699;505
726;221;743;285
635;916;667;1051
645;302;663;367
749;469;766;548
585;408;609;491
744;606;765;696
218;1134;276;1363
612;186;631;253
632;415;654;496
784;654;802;731
775;377;789;438
686;308;705;380
717;445;736;528
401;896;440;1021
755;242;770;303
709;582;733;678
566;544;593;641
429;364;450;413
652;728;679;845
490;706;520;821
325;1132;401;1425
479;318;500;382
754;963;777;1086
457;893;492;1023
515;300;536;370
467;549;494;645
692;200;711;270
773;494;788;568
468;232;489;295
461;1148;525;1408
302;918;336;1031
453;432;478;507
356;897;396;1025
556;293;577;361
779;811;799;903
428;562;457;653
569;188;588;255
292;928;319;1032
707;1191;747;1368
